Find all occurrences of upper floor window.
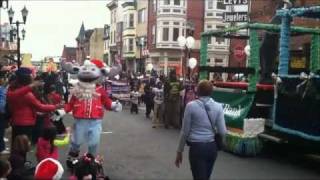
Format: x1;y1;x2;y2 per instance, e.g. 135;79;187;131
208;0;213;9
129;14;135;27
163;28;169;41
215;25;225;44
153;0;157;12
173;28;179;41
164;0;170;5
174;0;180;5
138;9;145;23
217;0;226;10
129;39;134;51
152;25;156;44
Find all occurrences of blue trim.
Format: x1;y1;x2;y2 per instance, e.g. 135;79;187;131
278;14;291;76
273;124;320;141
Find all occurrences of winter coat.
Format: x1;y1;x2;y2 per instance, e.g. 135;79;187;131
64;86;112;119
7;86;57;126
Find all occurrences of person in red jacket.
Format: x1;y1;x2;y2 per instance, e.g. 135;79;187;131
6;68;60;142
65;60;121;168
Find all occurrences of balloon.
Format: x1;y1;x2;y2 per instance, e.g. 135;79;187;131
188;58;197;69
146;63;153;71
115;74;120;80
177;36;186;47
186;36;195;49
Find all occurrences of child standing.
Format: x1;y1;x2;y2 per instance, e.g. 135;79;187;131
36;127;70;162
130;87;140;114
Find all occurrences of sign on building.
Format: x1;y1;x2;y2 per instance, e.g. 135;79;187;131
224;0;248;5
223;12;248;22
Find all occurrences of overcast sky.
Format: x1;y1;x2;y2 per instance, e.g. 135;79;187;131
1;0;110;61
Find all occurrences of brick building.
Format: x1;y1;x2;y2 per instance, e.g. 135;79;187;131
61;45;76;62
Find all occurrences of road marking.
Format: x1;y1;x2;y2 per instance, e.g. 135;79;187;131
101;131;113;134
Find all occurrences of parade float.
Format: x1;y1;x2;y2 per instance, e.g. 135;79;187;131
199;5;320;156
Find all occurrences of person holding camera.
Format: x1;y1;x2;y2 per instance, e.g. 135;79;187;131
175;80;227;180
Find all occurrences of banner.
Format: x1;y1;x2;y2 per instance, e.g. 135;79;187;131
211;90;254;129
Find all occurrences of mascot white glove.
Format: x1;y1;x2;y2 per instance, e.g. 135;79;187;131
51;109;66;122
111;100;122;112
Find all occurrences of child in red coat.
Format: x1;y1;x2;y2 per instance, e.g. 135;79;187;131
36;127;70;162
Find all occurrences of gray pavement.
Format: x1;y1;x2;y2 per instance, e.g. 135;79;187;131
27;106;320;179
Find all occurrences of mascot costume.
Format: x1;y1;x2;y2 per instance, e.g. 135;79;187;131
61;59;122;168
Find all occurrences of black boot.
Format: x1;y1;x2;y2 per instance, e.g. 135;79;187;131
66;151;79;169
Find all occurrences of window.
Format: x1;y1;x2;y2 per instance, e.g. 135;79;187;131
152;25;156;44
164;0;170;5
216;26;225;44
208;37;212;44
129;39;134;51
129;14;134;27
113;30;116;43
114;10;117;23
208;0;213;9
207;13;213;16
163;22;169;25
123;14;127;28
215;58;223;63
162;28;169;41
207;25;212;29
174;22;180;25
207;58;211;62
110;31;113;44
217;0;226;10
138;9;145;23
174;0;180;5
173;28;179;41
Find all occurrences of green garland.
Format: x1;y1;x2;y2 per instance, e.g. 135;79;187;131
248;30;260;92
199;36;208;80
224;131;263;157
310;34;320;73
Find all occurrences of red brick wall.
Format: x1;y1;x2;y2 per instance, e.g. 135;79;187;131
147;0;157;51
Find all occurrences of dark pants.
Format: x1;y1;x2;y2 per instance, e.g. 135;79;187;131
189;141;218;180
12;125;33;146
32;116;45;144
146;103;154;117
131;104;138;114
0;114;6;151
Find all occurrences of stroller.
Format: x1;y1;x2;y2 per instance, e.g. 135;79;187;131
68;153;109;180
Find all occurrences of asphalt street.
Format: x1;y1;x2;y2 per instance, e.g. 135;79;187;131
26;105;320;179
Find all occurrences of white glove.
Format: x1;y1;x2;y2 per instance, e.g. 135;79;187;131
51;109;66;122
111;101;122;112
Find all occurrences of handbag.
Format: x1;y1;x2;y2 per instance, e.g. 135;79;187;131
197;99;224;151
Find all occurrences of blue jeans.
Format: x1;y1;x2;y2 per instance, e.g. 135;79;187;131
70;119;102;155
188;141;218;180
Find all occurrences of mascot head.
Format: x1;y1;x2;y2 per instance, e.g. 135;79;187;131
77;60;102;83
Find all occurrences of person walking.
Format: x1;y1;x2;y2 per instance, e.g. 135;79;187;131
143;83;154;119
130;87;141;114
175;80;227;180
164;70;183;129
152;81;164;128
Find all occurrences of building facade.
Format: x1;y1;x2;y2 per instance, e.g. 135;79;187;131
204;0;231;81
89;28;104;61
61;45;76;62
107;0;124;68
147;0;204;76
103;24;110;64
136;0;148;73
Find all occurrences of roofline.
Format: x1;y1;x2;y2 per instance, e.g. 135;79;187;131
107;0;117;9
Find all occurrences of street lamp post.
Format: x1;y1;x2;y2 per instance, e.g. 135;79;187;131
178;36;195;82
8;6;28;69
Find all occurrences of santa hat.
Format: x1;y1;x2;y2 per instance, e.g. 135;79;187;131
34;158;64;180
90;59;110;75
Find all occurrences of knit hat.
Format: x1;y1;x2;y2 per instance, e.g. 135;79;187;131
15;67;32;77
34;158;64;180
